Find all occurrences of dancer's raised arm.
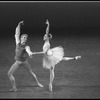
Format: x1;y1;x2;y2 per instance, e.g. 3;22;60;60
15;21;24;45
45;19;50;35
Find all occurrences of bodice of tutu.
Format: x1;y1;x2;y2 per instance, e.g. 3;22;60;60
43;45;64;69
43;41;50;53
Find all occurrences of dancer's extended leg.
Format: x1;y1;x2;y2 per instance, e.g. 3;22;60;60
23;60;44;87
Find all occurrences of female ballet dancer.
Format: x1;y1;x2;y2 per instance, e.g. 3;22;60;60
34;19;81;91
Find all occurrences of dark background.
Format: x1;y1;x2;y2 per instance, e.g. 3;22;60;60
0;1;100;39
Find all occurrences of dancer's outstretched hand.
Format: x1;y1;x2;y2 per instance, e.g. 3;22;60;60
29;52;34;58
33;52;36;55
75;56;81;60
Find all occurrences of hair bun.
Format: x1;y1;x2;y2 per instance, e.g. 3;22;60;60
48;33;52;39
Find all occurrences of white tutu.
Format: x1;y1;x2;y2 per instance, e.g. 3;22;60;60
43;46;64;69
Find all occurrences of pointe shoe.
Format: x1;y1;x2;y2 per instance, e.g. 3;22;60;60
9;88;17;92
38;83;44;87
75;56;81;60
49;84;52;92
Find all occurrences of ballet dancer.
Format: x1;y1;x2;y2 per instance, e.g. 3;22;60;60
7;21;43;92
33;19;81;91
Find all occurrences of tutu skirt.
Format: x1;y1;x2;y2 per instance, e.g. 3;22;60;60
43;46;64;69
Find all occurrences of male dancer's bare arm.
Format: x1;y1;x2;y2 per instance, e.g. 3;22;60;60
25;46;34;58
15;21;24;45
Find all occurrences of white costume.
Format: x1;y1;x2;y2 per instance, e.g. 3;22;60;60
43;41;64;69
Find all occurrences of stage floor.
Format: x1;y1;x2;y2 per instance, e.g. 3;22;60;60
0;37;100;98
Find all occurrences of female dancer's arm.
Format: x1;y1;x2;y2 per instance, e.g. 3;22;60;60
33;51;44;55
45;19;50;35
63;56;81;61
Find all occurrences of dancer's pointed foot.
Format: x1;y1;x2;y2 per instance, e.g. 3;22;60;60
9;88;17;92
75;56;81;60
38;83;44;87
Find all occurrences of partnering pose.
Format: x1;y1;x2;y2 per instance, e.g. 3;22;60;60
7;21;43;92
34;19;81;91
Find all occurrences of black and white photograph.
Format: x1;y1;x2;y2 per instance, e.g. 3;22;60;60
0;1;100;98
